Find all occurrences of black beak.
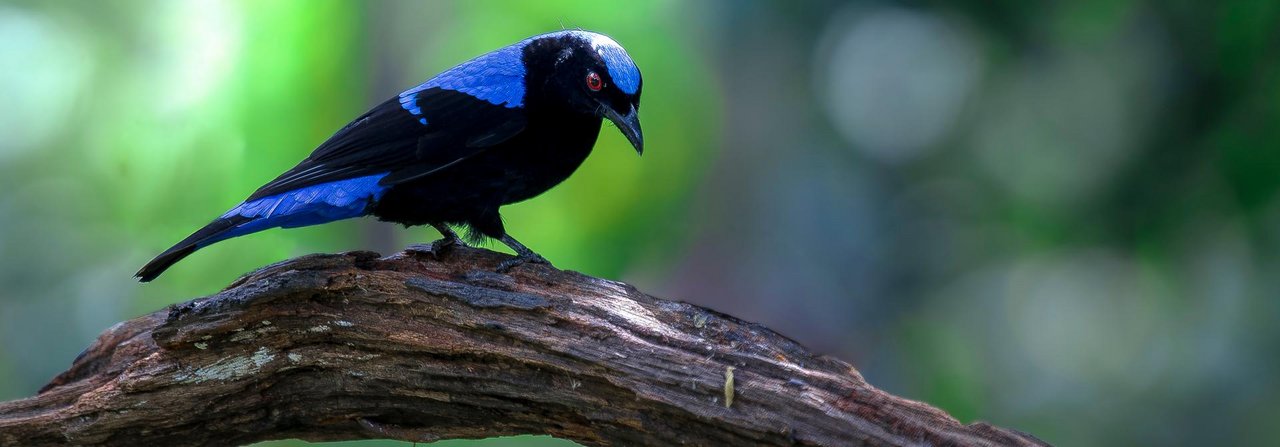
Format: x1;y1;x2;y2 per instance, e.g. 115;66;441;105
602;105;643;155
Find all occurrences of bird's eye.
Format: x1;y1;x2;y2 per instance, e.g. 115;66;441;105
586;72;604;91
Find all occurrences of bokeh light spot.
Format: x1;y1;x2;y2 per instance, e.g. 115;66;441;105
817;7;982;164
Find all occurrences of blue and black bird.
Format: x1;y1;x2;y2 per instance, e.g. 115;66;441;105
136;30;643;281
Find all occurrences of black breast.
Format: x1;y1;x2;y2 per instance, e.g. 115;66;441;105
371;110;602;227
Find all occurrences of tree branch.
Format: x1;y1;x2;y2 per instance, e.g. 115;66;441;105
0;246;1048;447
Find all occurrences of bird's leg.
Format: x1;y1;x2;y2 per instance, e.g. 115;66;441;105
431;223;465;247
428;222;469;253
496;234;552;273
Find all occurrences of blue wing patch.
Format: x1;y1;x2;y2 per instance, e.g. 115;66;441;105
398;44;527;124
203;173;389;246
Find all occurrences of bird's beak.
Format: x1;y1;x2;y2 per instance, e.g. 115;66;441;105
603;105;643;155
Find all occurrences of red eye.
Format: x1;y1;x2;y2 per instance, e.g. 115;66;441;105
586;71;604;91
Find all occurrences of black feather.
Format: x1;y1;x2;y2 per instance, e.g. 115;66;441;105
136;215;252;282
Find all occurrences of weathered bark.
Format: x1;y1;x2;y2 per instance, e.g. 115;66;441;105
0;245;1048;447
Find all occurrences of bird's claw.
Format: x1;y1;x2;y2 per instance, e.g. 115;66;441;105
496;253;551;273
432;236;464;252
407;237;466;259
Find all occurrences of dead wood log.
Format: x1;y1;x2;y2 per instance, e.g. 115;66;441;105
0;245;1048;447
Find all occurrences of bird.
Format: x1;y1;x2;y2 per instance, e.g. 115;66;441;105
135;30;643;282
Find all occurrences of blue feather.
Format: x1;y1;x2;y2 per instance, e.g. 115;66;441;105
580;32;642;95
201;173;389;246
398;44;527;123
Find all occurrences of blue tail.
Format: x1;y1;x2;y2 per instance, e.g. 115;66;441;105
136;174;388;282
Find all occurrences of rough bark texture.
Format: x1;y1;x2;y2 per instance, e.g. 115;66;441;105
0;245;1049;447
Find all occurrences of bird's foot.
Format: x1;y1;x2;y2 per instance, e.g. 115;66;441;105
496;253;552;274
407;223;468;259
407;236;467;259
494;233;553;273
430;236;465;255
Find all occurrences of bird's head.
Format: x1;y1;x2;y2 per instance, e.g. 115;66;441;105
524;30;644;154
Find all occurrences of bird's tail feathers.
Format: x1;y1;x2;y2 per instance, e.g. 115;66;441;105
136;174;389;282
135;216;251;282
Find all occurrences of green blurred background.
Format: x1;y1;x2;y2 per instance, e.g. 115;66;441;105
2;0;1278;446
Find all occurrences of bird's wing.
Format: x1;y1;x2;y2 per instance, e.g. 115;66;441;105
246;87;527;201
